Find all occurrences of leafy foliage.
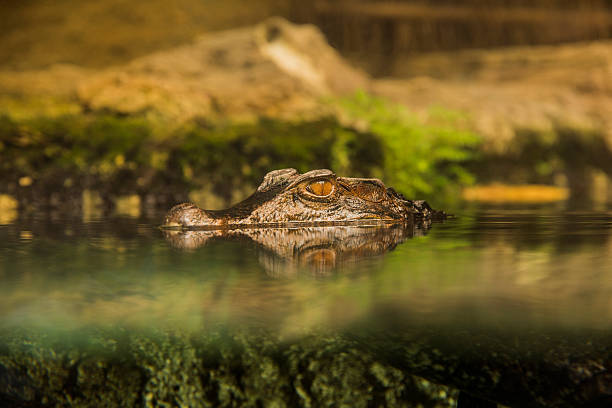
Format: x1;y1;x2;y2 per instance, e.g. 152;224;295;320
0;94;480;208
336;91;481;198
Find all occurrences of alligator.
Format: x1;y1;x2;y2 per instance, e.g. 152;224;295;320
163;168;445;228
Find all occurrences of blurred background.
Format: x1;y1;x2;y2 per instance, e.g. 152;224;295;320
1;0;612;218
1;5;612;407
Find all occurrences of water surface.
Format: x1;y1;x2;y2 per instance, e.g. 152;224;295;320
2;206;610;334
1;205;611;406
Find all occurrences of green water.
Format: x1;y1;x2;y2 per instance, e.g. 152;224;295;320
1;206;611;407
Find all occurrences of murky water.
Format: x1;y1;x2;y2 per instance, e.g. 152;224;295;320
1;205;611;407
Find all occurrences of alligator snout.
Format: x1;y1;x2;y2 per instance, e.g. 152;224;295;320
163;203;216;228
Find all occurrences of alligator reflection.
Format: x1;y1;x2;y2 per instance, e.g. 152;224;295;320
163;221;425;277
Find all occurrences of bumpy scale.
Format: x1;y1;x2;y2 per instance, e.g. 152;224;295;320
163;168;445;228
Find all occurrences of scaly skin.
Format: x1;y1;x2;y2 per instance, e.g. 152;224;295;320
163;168;445;228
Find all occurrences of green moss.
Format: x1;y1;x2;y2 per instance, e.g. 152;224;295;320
336;91;481;199
171;117;382;204
0;93;480;209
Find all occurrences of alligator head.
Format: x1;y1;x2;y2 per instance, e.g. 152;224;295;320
163;168;445;228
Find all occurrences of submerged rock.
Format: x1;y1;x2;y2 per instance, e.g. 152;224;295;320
0;329;456;408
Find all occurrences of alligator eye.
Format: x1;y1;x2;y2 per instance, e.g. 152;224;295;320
306;180;334;196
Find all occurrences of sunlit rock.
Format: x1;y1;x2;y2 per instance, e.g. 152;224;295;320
77;18;369;120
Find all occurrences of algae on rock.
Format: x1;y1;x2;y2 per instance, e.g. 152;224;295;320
0;328;456;408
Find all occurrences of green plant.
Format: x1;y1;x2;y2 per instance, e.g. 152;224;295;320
171;117;380;204
0;93;480;209
336;91;481;199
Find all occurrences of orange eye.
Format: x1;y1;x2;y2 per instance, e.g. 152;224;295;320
307;180;334;196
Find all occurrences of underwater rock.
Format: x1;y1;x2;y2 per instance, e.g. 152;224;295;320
0;329;456;408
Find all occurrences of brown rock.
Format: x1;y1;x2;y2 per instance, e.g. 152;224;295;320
0;64;91;98
77;18;369;120
373;41;612;153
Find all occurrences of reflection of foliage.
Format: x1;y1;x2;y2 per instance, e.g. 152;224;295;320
336;91;481;198
0;94;480;207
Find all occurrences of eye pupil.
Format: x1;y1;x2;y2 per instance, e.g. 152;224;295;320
308;180;333;196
